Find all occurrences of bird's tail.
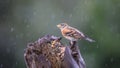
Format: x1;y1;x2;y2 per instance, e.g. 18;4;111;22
84;37;95;42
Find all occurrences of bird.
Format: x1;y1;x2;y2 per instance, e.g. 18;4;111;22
57;23;95;45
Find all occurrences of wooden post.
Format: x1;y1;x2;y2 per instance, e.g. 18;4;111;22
24;35;86;68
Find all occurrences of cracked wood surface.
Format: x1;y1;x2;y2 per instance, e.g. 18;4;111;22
24;35;86;68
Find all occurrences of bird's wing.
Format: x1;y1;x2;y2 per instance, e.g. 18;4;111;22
62;27;85;39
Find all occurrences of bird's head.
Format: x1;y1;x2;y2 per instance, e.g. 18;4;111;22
57;23;68;29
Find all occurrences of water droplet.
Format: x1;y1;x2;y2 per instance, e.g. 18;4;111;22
33;12;37;16
16;62;18;65
110;58;114;62
6;48;10;53
26;25;30;28
69;14;72;18
96;45;99;48
16;35;19;38
0;64;3;68
10;27;14;32
105;63;108;67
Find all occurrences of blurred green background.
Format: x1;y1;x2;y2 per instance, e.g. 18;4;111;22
0;0;120;68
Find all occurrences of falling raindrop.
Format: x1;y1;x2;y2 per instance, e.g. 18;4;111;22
83;47;86;50
16;35;19;38
33;11;37;16
26;25;30;28
16;62;18;65
0;64;3;68
10;27;14;32
105;63;108;67
110;57;114;62
69;14;72;18
6;48;10;53
96;45;99;48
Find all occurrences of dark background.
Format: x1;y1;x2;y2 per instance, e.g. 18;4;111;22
0;0;120;68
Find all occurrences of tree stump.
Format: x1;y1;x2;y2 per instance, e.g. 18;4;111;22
24;35;86;68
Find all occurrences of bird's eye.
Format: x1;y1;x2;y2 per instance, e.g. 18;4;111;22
61;23;65;26
61;24;64;26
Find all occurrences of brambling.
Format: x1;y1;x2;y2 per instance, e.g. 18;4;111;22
57;23;95;45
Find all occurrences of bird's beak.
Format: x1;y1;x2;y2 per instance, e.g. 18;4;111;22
57;24;60;28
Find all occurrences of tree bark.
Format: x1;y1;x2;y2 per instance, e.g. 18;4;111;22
24;35;86;68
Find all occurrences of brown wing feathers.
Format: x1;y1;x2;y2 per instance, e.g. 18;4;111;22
62;27;82;39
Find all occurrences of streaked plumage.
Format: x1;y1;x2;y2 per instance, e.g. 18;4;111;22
57;23;95;42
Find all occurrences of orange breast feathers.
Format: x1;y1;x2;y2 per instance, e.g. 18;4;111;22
61;27;83;39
